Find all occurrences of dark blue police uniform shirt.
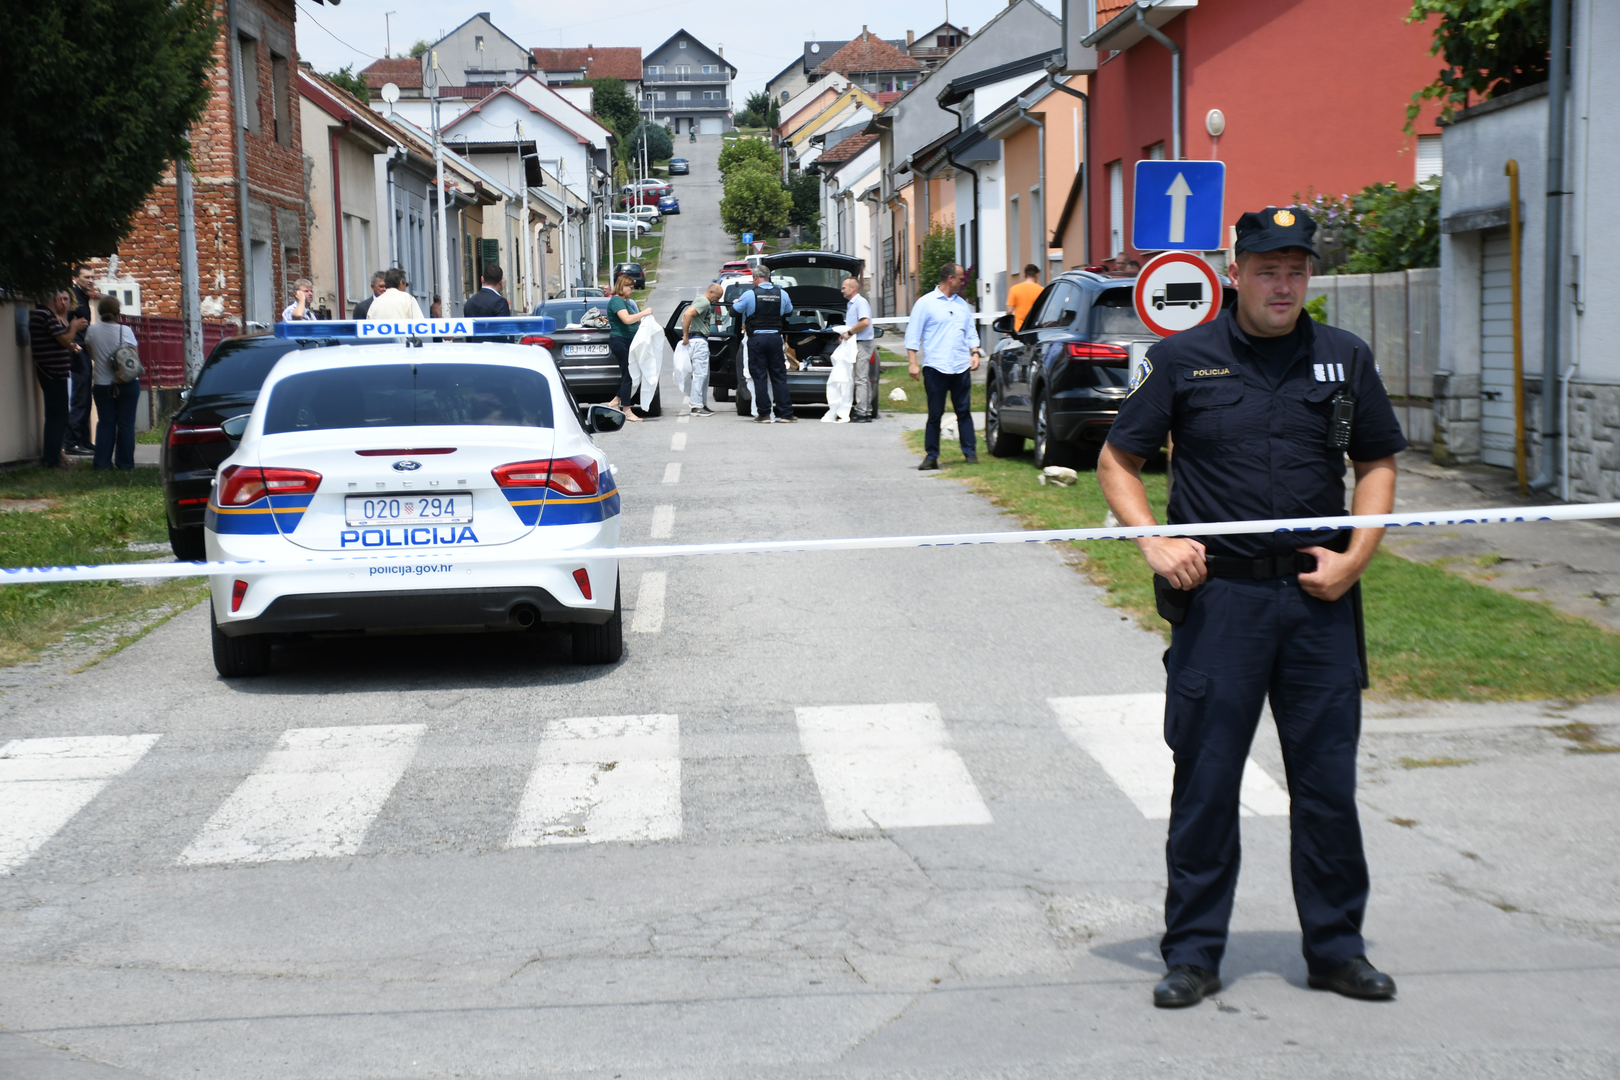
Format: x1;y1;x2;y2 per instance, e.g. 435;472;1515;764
1107;309;1407;559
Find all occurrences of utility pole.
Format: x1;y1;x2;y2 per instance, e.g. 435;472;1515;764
431;51;451;317
385;11;397;58
176;143;203;384
518;123;534;312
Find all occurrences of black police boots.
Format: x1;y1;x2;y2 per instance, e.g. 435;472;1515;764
1153;965;1221;1008
1308;956;1397;1000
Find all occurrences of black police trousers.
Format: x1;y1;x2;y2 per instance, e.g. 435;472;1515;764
1161;575;1368;977
747;333;794;419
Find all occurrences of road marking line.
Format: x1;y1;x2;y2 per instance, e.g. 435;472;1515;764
508;714;681;846
630;571;666;633
795;703;993;829
0;735;162;874
671;432;687;451
662;462;682;484
1048;695;1288;819
650;504;676;539
677;415;690;424
178;725;425;865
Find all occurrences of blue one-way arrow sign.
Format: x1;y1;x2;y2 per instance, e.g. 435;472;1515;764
1132;160;1226;251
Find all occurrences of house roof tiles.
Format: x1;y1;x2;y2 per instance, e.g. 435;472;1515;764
531;47;643;82
361;57;422;91
815;31;922;77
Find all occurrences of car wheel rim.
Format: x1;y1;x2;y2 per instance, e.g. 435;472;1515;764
987;386;1000;442
1036;399;1048;461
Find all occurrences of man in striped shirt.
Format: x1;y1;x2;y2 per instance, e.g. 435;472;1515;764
29;291;86;468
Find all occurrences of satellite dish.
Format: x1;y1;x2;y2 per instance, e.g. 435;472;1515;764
380;82;401;105
810;43;820;53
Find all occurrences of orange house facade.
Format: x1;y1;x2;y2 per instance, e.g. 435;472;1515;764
1083;0;1445;265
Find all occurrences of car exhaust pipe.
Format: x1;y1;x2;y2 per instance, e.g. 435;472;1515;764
511;604;540;629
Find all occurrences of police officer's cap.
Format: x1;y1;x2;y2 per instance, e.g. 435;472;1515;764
1234;207;1318;257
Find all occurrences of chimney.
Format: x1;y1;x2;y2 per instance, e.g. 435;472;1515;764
906;30;915;46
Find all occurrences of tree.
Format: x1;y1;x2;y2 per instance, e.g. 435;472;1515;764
325;64;371;103
718;136;778;177
744;90;773;118
917;224;959;298
720;168;792;239
1;0;218;295
1405;0;1549;131
788;173;820;228
409;39;432;59
585;77;639;139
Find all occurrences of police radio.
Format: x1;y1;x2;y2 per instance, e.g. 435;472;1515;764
1325;346;1358;451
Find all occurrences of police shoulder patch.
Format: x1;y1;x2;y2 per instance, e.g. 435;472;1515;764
1127;355;1153;397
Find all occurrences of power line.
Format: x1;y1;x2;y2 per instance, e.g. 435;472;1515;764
296;2;384;64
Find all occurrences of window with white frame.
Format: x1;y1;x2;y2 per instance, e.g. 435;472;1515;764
1416;134;1443;184
676;90;691;101
702;64;715;74
702;90;721;100
679;39;687;48
647;65;662;75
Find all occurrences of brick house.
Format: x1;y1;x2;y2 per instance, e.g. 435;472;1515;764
93;0;313;337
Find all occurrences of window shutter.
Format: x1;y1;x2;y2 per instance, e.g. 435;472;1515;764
478;238;502;277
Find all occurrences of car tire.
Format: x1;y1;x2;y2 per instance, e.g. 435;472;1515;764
169;524;206;562
715;385;732;402
571;578;623;664
211;605;271;678
736;381;752;416
640;386;662;418
984;379;1024;457
1032;386;1084;471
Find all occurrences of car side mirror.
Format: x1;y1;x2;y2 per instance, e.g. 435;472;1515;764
584;404;626;433
872;325;886;338
991;314;1014;334
220;413;250;442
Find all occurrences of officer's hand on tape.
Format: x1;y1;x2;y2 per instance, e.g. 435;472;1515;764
1139;536;1207;591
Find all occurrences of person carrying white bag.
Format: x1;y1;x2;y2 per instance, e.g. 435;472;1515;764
821;327;857;423
677;283;721;416
607;273;653;421
627;313;667;414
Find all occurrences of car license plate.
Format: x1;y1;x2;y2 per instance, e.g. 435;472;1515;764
345;493;473;527
562;344;611;357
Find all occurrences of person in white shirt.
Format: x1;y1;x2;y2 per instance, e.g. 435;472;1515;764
838;276;877;422
904;262;982;469
281;278;316;321
366;268;425;322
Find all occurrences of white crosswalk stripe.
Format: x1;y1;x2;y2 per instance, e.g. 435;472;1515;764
795;703;993;830
0;735;162;874
178;725;425;865
1048;694;1290;819
508;714;682;846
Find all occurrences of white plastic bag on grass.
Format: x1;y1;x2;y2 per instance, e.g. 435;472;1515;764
672;341;692;399
888;386;908;402
627;315;666;411
822;329;857;422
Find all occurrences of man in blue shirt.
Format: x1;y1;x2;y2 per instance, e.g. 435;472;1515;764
904;262;982;468
1099;207;1405;1010
731;266;796;423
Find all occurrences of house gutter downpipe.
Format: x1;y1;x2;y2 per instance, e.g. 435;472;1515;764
1018;98;1046;281
1136;5;1182;159
1532;0;1569;493
1045;70;1091;266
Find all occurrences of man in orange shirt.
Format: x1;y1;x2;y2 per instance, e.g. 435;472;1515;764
1005;264;1044;331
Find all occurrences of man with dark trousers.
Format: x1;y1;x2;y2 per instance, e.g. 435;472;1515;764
65;266;98;454
1098;207;1406;1009
731;265;795;423
462;264;512;317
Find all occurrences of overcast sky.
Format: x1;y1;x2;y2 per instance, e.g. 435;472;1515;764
294;0;1038;100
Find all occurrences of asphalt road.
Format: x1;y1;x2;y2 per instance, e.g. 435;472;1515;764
2;135;1619;1079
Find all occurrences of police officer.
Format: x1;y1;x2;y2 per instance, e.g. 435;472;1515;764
731;265;796;423
1098;208;1407;1008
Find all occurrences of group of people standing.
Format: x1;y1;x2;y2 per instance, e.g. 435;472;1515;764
29;268;142;471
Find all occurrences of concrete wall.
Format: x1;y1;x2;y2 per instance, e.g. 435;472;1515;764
1;303;43;465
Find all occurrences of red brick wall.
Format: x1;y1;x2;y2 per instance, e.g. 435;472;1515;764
92;0;308;329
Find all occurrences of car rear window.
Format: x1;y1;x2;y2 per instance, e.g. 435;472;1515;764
191;339;298;399
263;363;554;434
1091;288;1153;337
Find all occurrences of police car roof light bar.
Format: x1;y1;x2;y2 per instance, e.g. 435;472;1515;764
273;317;557;340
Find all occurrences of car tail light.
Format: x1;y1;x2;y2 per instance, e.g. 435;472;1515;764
216;465;322;505
354;448;456;456
1067;342;1130;361
492;456;600;497
572;568;592;600
231;579;248;613
521;335;556;348
169;423;226;446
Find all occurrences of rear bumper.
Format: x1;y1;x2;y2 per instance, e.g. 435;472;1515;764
216;586;612;636
164;475;215;530
1048;392;1122;444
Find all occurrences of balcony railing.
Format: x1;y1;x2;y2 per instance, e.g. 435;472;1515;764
642;71;730;83
644;99;731;111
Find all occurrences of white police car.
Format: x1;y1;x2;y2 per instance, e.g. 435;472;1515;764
205;318;627;677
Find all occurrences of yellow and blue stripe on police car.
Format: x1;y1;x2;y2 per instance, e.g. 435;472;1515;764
500;472;621;526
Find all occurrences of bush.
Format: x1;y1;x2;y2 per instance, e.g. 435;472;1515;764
718;137;778;177
325;64;370;103
1405;0;1549;131
720;168;791;239
1298;179;1441;275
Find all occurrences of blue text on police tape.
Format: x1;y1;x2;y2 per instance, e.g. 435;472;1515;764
341;526;479;548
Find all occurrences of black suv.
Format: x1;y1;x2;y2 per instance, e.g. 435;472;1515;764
612;262;646;290
984;271;1233;467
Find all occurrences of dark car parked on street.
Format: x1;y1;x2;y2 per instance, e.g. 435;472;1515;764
983;271;1234;467
663;251;864;415
613;262;646;290
527;297;660;416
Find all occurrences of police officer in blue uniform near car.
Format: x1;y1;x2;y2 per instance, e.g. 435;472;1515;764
1098;207;1407;1009
731;265;796;423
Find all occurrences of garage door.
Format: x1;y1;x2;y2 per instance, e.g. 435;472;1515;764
699;118;723;136
1479;227;1514;468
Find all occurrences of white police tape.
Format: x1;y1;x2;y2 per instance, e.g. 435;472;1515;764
4;502;1618;586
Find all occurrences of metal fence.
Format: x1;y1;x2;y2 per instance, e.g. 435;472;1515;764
122;316;236;387
1306;268;1437;448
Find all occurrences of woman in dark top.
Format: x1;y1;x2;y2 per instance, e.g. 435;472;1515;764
606;274;654;421
29;291;86;468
